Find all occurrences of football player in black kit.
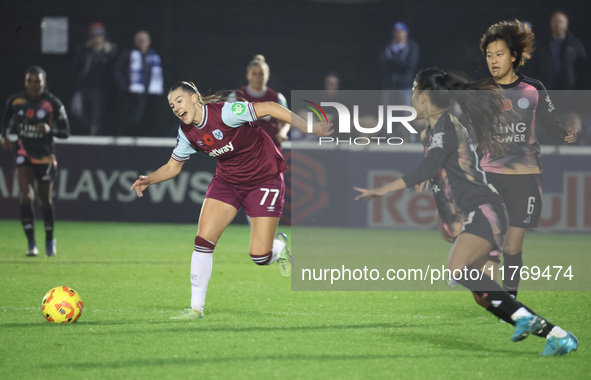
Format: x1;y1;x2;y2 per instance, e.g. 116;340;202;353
354;68;577;356
478;20;578;300
1;66;70;257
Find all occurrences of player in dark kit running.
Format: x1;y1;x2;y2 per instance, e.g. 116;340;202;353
228;55;290;150
354;68;578;356
1;66;70;257
479;20;578;299
131;81;331;320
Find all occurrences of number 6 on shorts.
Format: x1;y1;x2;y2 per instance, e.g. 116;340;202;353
259;188;280;206
527;196;535;215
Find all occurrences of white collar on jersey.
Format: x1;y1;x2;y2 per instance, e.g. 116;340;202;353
246;85;268;98
193;104;208;129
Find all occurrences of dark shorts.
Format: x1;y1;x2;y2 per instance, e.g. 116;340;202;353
205;174;285;218
16;155;58;182
460;196;508;251
486;173;542;228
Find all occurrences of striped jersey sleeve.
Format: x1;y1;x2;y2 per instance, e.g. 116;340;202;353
220;101;258;128
171;127;197;161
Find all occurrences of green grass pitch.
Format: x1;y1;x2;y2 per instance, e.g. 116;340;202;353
0;220;589;379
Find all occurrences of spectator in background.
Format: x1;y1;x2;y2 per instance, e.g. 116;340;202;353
323;72;340;98
113;30;164;136
379;22;420;142
228;55;290;150
534;11;588;90
528;11;588;144
70;22;117;136
379;22;420;95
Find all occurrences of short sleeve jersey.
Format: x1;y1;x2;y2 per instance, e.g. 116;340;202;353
228;86;287;149
1;91;70;160
172;101;287;185
402;113;495;213
479;75;566;175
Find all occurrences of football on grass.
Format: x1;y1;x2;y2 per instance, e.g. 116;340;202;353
41;286;84;323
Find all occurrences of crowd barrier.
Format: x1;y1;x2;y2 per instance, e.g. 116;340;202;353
1;138;589;232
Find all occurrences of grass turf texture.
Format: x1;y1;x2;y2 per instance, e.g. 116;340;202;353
0;220;588;379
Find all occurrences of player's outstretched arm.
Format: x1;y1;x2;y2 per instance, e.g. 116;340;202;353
353;178;407;201
131;158;185;198
253;101;332;137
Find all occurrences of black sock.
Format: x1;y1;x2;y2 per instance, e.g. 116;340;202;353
502;251;522;298
537;320;555;338
41;205;54;242
521;303;555;338
21;203;35;245
456;265;523;317
485;304;514;325
485;304;555;338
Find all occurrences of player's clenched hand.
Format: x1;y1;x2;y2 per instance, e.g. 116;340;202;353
353;186;388;201
276;130;289;143
130;175;150;197
564;127;578;144
415;180;430;193
310;121;334;137
36;122;51;134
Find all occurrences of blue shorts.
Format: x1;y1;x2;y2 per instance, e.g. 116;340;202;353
205;174;285;218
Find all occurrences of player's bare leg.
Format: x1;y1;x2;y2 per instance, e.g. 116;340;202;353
250;216;291;277
197;198;239;244
447;233;492;274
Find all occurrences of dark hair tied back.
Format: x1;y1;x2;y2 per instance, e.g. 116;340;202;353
414;67;507;156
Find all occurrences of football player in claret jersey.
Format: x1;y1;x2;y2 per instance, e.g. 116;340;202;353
354;68;577;356
131;81;331;320
228;54;290;150
0;66;70;257
478;20;577;300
